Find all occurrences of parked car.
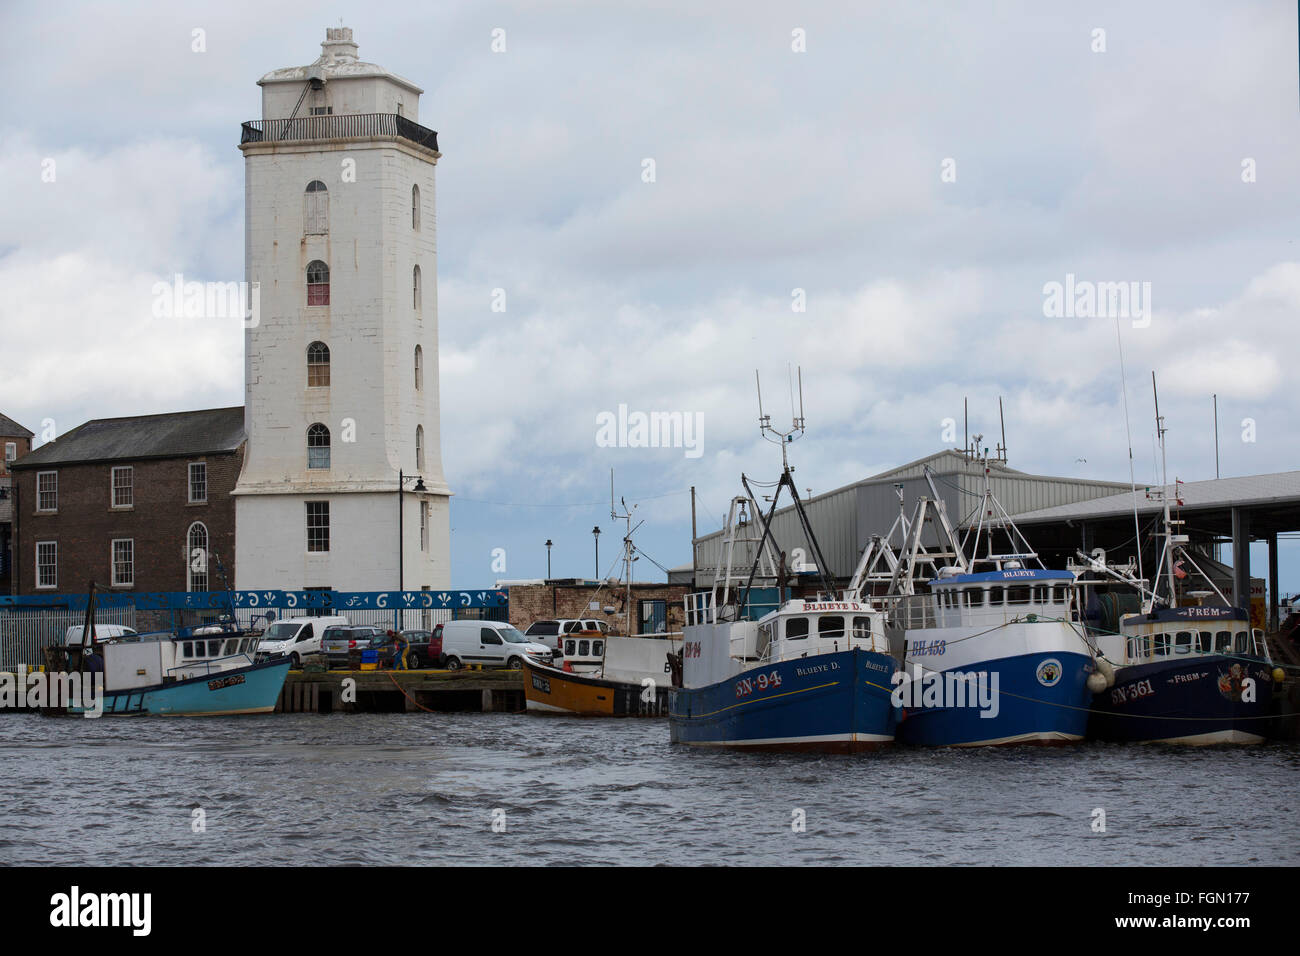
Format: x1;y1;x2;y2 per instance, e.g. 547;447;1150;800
322;625;385;667
397;627;443;669
440;620;553;670
257;615;349;667
523;618;610;654
64;624;138;646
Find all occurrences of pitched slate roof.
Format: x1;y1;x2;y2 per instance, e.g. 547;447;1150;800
0;413;33;438
10;407;245;469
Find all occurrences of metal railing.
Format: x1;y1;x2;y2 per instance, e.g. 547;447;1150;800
240;113;439;151
0;607;137;670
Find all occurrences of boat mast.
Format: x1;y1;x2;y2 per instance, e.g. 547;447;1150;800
1153;372;1177;608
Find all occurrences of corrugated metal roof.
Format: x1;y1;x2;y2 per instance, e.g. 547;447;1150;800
11;407;245;469
1015;471;1300;523
0;413;33;438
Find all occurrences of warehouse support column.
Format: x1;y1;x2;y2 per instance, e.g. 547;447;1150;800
1268;531;1279;631
1231;508;1250;613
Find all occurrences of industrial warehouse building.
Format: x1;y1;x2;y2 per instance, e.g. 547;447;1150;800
687;449;1300;631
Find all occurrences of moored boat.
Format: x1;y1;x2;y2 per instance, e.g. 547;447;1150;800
522;631;679;716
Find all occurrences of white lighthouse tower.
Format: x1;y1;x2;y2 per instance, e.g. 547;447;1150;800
233;27;451;593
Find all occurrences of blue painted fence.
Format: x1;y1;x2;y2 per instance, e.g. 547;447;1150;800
0;589;509;613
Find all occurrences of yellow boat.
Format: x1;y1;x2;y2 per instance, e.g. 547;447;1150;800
521;632;678;716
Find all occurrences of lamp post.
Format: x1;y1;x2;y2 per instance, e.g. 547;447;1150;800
592;526;601;580
398;469;426;629
545;539;552;578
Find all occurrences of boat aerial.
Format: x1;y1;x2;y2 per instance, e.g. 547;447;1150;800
878;454;1103;746
669;370;899;752
1077;376;1280;744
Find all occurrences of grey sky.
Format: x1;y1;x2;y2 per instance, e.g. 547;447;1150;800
2;1;1297;585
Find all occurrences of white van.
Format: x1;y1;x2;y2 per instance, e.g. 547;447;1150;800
257;615;349;667
441;620;553;670
64;624;138;646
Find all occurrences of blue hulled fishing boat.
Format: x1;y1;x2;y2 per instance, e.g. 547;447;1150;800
669;371;898;752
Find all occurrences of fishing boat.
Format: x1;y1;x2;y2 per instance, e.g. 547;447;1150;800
1076;382;1279;744
669;372;899;752
522;631;679;716
54;578;290;716
881;457;1102;746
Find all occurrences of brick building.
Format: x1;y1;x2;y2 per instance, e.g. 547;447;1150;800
0;412;35;593
505;579;691;635
11;407;244;595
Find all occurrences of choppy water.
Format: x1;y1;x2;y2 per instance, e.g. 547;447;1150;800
1;712;1296;866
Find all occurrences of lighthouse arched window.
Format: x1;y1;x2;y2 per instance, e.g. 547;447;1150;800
304;181;329;235
412;184;420;230
413;265;422;310
307;423;331;469
414;345;423;391
306;260;330;306
416;425;425;470
307;341;330;387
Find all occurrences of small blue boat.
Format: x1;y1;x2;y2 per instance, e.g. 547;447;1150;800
62;575;290;717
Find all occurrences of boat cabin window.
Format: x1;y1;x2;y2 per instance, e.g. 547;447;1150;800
1195;631;1211;653
1008;586;1032;605
223;639;238;656
207;639;221;656
592;641;603;655
565;639;576;656
853;616;872;639
785;617;809;640
1214;631;1231;653
1234;631;1248;654
1152;633;1169;656
966;588;983;607
1032;586;1047;604
1053;586;1068;604
818;616;845;639
1174;631;1192;655
578;640;590;656
988;587;1004;605
183;642;194;657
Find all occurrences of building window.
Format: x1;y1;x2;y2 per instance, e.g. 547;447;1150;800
308;105;332;116
307;341;331;387
306;501;330;552
412;184;420;230
189;462;207;503
413;265;422;310
420;501;428;551
111;466;133;508
36;471;57;512
307;423;331;469
416;425;425;470
304;180;329;235
36;541;56;588
111;539;135;587
187;522;209;592
4;442;14;463
306;260;330;306
414;345;423;390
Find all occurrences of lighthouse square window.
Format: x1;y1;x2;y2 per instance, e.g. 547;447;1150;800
36;471;57;512
111;466;133;508
306;501;330;552
111;539;135;587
